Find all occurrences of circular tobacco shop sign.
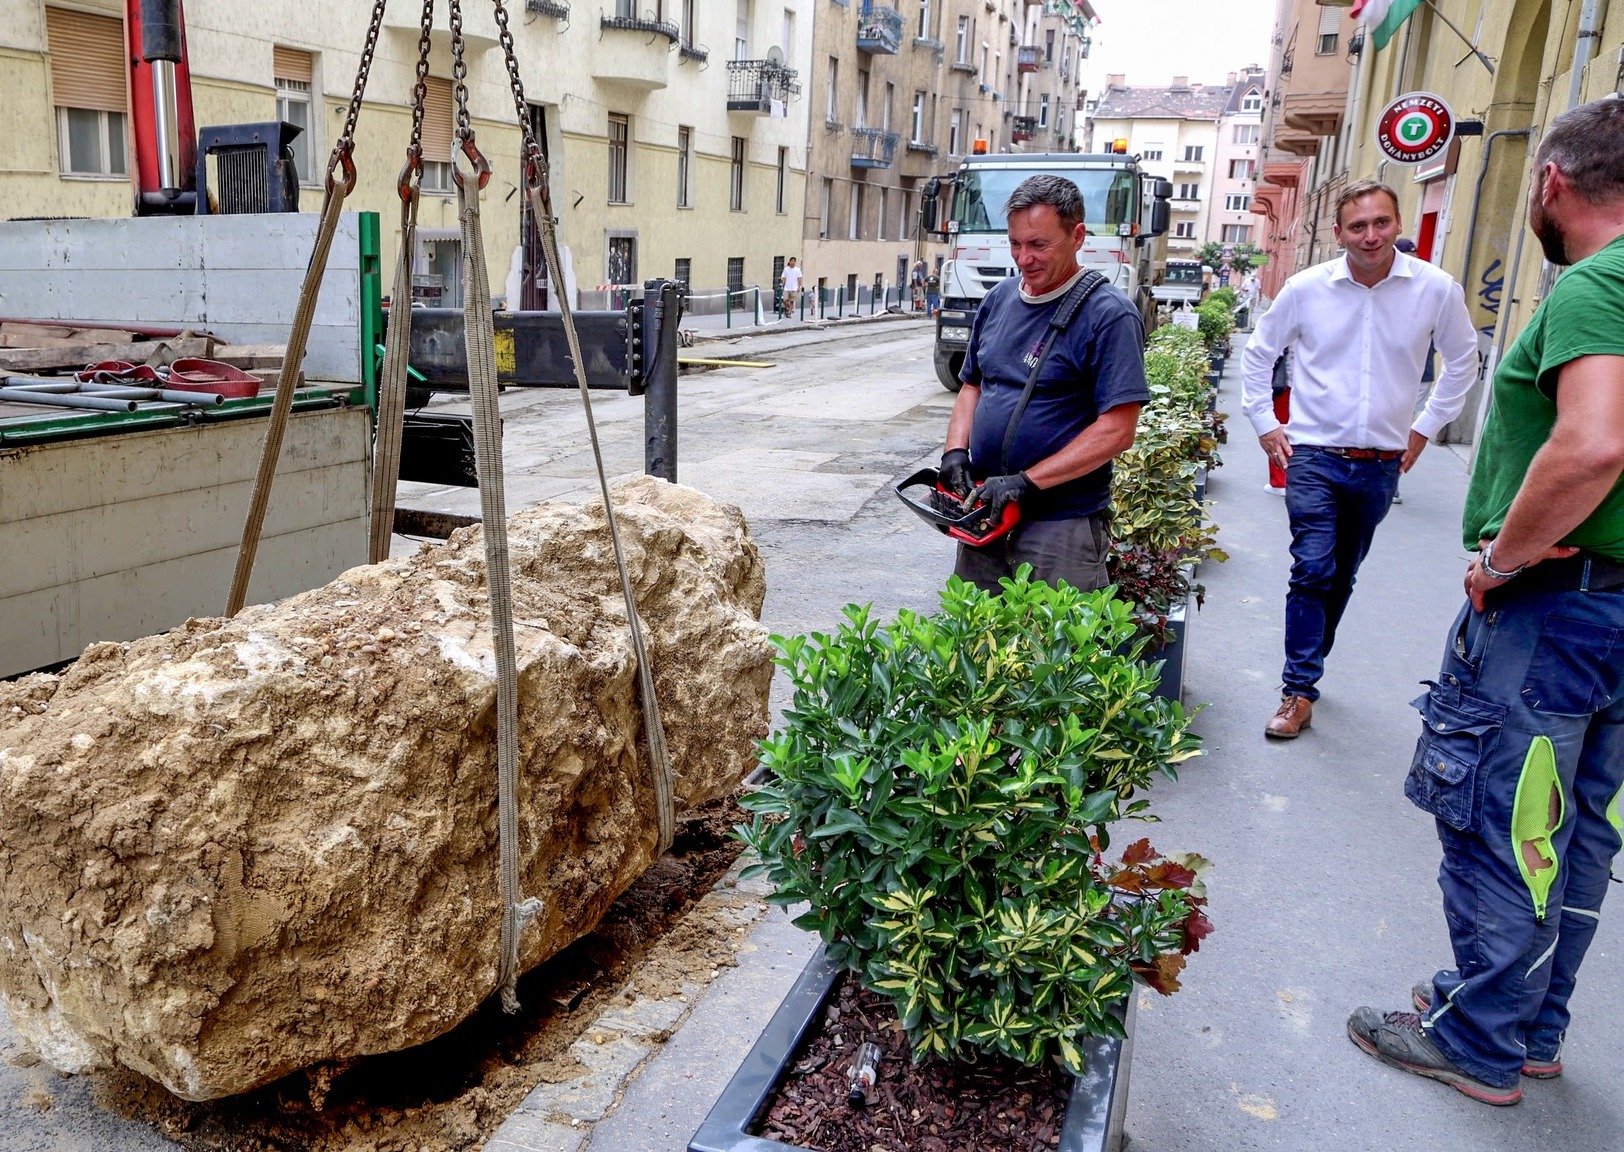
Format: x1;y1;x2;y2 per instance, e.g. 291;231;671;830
1376;92;1455;165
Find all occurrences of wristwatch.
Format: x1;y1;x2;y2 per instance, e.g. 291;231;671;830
1480;540;1526;582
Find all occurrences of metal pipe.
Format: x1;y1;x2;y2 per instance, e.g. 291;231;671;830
643;280;679;482
1459;128;1532;299
0;388;140;412
78;382;226;405
151;61;184;192
141;1;187;195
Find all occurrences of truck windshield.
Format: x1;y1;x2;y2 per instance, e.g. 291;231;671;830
1165;263;1204;284
952;167;1137;234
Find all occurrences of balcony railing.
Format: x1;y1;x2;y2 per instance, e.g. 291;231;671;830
851;127;901;167
525;0;569;16
906;139;939;155
1173;157;1205;171
856;3;904;53
599;12;680;41
1012;114;1036;141
1017;45;1041;72
949;59;976;73
726;59;801;112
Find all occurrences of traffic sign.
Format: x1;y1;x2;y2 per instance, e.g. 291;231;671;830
1375;92;1455;165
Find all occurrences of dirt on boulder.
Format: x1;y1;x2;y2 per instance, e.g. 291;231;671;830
92;795;752;1152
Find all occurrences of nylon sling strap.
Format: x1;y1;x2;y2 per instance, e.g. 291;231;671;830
489;0;678;862
227;0;387;615
440;0;545;1015
368;0;437;565
999;270;1107;475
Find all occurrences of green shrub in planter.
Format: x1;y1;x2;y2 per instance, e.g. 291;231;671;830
738;576;1211;1073
1195;300;1234;352
1204;286;1237;310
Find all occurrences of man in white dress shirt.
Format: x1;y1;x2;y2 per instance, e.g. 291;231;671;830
1241;181;1479;738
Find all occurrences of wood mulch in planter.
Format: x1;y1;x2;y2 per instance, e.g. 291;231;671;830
757;972;1071;1152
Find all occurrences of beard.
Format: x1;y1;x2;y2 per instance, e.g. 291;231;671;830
1532;201;1572;265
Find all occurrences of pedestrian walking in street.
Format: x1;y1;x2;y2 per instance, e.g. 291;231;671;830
937;174;1147;593
925;267;941;316
780;257;802;319
1348;96;1624;1109
1240;179;1479;738
911;257;928;312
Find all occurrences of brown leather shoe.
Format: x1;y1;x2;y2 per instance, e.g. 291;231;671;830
1265;694;1313;739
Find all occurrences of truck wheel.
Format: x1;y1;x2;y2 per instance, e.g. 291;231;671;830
934;350;963;392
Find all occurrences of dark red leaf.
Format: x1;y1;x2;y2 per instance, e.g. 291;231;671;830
1120;838;1156;866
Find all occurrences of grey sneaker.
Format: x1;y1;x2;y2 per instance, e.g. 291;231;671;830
1410;982;1563;1078
1347;1007;1522;1105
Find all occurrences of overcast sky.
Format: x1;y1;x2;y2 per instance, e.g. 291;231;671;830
1082;0;1277;89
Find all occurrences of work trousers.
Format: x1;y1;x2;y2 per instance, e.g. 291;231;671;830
1409;584;1624;1088
1280;447;1400;699
953;512;1110;595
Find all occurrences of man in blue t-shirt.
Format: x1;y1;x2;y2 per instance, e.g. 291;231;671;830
938;175;1149;593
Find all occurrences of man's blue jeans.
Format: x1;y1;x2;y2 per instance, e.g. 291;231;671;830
1281;447;1400;699
1408;582;1624;1088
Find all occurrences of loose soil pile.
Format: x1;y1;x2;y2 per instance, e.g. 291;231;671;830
758;974;1072;1152
89;796;748;1152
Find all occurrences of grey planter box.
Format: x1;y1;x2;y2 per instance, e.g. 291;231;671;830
1150;599;1189;705
689;944;1135;1152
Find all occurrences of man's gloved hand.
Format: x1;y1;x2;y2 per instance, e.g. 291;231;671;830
967;472;1034;520
939;448;975;498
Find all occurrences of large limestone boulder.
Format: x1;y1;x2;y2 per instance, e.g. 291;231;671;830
0;477;772;1100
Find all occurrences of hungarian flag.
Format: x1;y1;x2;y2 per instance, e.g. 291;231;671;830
1352;0;1424;51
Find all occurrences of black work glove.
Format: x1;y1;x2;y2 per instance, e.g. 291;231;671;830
939;448;975;499
967;472;1034;520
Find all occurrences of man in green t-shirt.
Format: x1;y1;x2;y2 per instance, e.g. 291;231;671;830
1349;98;1624;1107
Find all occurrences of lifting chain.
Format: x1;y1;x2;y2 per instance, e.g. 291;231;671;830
229;0;392;614
370;0;438;565
327;0;391;194
484;0;678;997
396;0;437;198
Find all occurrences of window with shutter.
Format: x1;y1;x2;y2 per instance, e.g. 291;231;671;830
46;6;128;177
1317;5;1340;53
273;47;316;185
421;77;455;193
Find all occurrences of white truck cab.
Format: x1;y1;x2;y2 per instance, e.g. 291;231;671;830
922;151;1172;392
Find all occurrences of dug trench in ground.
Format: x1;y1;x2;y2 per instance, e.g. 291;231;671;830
73;796;753;1152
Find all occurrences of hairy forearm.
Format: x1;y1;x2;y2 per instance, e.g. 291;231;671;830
944;384;981;452
1025;406;1140;489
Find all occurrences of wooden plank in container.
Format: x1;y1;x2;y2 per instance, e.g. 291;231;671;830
0;337;214;375
208;344;289;369
0;323;76;342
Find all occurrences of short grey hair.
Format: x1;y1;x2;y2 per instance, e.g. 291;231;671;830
1537;97;1624;205
1004;175;1085;230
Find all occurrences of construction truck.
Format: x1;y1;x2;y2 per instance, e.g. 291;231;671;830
1151;258;1207;308
922;149;1172;392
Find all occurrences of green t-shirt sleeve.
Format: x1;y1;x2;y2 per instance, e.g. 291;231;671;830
1534;260;1624;398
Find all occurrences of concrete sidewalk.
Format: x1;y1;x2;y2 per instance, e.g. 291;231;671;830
489;330;1624;1152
